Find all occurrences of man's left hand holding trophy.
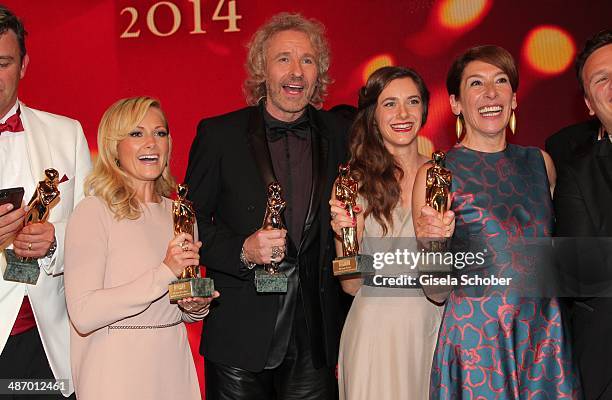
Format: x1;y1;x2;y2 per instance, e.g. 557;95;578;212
3;168;61;284
240;183;288;292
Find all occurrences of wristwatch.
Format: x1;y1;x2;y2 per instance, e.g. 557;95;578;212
240;244;256;269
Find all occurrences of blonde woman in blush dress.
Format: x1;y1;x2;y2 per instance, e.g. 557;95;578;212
64;97;218;400
330;66;444;400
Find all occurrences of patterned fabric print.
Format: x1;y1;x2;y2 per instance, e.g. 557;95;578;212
430;144;580;399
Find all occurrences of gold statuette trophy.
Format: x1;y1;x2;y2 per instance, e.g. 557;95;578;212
3;168;60;285
332;164;373;276
254;182;289;293
168;184;214;302
425;150;452;252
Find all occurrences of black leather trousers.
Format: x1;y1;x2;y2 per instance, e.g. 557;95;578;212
205;331;336;400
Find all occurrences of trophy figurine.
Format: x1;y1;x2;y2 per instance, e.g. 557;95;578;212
332;164;373;276
168;184;214;302
3;168;61;285
425;150;452;252
254;182;289;293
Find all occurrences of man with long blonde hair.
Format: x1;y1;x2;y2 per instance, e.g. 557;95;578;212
185;12;348;399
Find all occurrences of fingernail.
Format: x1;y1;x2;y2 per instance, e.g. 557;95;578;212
5;204;13;211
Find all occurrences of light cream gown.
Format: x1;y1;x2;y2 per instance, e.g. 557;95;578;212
338;205;444;400
64;196;204;400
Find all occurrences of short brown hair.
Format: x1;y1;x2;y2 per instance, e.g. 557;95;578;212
575;29;612;94
446;45;519;98
0;5;27;60
243;13;331;107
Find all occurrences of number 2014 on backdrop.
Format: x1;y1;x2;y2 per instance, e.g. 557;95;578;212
121;0;241;38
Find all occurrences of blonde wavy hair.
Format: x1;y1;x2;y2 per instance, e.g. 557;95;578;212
85;97;176;220
244;12;332;107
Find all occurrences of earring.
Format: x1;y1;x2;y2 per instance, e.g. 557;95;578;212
509;111;516;135
455;115;463;140
115;159;120;167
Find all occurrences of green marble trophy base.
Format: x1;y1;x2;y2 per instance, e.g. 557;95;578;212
255;269;288;293
420;238;452;273
429;239;448;253
3;249;40;285
168;277;214;302
333;254;374;276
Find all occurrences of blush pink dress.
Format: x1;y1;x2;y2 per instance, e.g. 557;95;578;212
64;196;205;400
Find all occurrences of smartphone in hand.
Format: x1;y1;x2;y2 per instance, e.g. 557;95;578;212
0;187;24;211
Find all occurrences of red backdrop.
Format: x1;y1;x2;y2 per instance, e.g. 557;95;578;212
5;0;610;397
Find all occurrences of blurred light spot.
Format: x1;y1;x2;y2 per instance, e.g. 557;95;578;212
418;136;435;158
439;0;489;29
362;54;395;84
524;26;575;74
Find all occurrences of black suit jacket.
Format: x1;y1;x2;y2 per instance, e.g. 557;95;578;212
545;119;599;171
554;126;612;400
184;105;348;372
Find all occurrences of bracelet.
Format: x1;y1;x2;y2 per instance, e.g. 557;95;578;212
240;244;256;270
45;238;57;259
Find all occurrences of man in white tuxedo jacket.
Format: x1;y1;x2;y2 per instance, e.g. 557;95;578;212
0;6;91;399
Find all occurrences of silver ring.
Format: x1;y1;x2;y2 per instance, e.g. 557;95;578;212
330;212;337;219
181;242;189;251
271;246;282;259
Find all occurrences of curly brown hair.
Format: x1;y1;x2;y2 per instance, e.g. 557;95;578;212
349;66;430;235
244;13;331;107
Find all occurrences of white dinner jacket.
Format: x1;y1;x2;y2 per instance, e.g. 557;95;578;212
0;102;91;396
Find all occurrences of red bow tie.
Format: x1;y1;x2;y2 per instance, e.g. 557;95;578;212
0;109;24;134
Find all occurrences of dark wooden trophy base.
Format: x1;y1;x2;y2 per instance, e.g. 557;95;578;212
169;277;214;302
3;249;40;285
333;254;374;276
255;269;288;293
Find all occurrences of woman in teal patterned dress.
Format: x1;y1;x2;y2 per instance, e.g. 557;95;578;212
413;45;581;399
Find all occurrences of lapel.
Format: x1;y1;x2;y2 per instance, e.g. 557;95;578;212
596;136;612;190
1;103;53;278
19;102;53;183
584;136;612;234
298;106;329;251
246;105;277;188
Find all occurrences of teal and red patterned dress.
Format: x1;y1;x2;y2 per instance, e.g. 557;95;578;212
429;144;581;399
